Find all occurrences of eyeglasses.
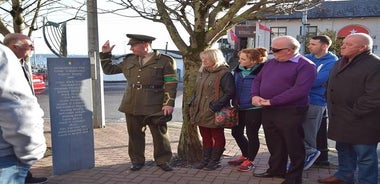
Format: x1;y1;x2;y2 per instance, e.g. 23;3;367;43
26;44;34;48
270;47;289;53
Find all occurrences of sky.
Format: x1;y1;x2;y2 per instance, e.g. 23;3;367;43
32;5;186;55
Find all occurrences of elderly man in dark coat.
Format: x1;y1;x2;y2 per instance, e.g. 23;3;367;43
319;33;380;184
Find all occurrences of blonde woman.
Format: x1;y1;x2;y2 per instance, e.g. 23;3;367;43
189;48;235;170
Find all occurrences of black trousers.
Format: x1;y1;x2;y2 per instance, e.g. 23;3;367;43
262;107;307;182
231;109;262;161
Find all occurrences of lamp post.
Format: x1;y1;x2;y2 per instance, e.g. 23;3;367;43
295;3;320;55
300;10;308;55
32;36;42;69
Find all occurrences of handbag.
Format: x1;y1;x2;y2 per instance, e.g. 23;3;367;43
214;106;238;128
213;72;238;128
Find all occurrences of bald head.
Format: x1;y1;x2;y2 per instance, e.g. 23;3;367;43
271;35;301;62
341;33;373;61
3;33;34;60
3;33;30;46
347;33;372;51
273;36;301;54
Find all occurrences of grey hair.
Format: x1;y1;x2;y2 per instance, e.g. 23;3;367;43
273;35;301;54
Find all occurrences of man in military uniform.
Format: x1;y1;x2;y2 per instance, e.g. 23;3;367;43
100;34;178;172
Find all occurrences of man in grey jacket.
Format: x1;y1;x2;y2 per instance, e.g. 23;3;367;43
3;33;48;183
0;43;46;183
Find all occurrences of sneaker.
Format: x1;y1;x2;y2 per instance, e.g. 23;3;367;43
25;176;48;184
228;155;247;166
237;160;255;172
286;162;291;170
304;150;321;170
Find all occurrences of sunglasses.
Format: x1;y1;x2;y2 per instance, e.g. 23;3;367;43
270;47;289;53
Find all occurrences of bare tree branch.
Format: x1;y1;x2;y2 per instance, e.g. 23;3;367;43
0;0;87;37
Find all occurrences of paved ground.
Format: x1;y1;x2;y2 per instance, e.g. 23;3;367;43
32;84;380;184
30;121;346;184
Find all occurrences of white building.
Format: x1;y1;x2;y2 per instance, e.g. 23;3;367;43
228;0;380;55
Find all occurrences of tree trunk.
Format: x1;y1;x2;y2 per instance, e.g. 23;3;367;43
177;56;202;163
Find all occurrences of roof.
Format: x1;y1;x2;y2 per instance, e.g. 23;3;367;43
266;0;380;20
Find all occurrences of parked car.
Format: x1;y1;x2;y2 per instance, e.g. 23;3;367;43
32;73;46;94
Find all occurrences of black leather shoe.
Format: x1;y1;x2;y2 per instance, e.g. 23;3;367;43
130;163;144;171
25;171;48;184
25;176;48;184
253;172;285;178
158;163;173;171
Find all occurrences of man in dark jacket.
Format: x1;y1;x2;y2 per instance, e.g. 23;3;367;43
319;33;380;184
100;34;178;172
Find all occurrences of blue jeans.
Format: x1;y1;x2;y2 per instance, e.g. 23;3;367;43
0;155;30;184
302;104;326;155
334;142;378;184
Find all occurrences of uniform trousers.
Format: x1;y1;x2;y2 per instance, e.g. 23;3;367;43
261;107;307;182
125;114;172;165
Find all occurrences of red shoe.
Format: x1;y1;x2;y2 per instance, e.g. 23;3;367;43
237;160;255;172
227;155;247;166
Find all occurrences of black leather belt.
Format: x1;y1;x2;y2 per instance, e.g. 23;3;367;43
129;84;163;89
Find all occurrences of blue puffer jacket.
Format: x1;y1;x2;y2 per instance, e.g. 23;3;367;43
305;52;338;106
233;64;263;110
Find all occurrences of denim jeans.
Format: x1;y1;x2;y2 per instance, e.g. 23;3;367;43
302;104;326;155
0;155;30;184
335;142;378;184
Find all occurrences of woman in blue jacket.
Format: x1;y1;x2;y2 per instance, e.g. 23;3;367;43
228;47;267;172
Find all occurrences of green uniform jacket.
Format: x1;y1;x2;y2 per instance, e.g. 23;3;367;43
99;50;178;115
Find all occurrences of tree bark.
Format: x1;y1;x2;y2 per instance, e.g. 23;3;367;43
177;56;202;163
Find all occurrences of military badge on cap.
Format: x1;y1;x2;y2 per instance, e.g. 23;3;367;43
126;34;156;45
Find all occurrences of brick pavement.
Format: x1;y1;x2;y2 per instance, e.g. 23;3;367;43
29;121;345;184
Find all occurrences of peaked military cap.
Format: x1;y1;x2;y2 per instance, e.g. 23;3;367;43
126;34;156;45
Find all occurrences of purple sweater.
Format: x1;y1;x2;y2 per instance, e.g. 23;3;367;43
251;54;316;108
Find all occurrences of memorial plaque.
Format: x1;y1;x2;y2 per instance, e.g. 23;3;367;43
47;58;94;175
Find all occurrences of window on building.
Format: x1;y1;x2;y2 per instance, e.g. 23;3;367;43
298;25;318;37
269;27;287;48
270;27;287;39
307;26;318;37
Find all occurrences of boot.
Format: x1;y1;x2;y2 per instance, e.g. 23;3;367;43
204;147;225;171
194;147;212;169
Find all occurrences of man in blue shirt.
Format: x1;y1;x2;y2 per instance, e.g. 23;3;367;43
302;35;338;170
